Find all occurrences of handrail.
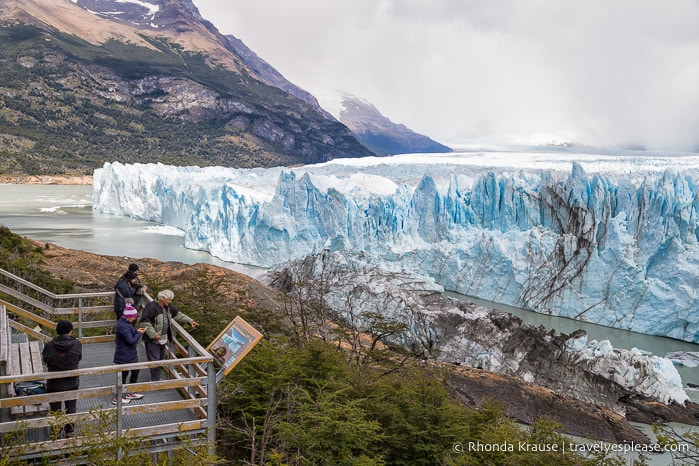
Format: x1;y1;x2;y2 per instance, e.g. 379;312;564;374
0;305;9;367
0;305;10;405
171;319;210;358
0;267;114;300
3;301;55;328
0;283;55;314
2;420;207;458
0;266;217;461
0;268;59;298
0;355;213;386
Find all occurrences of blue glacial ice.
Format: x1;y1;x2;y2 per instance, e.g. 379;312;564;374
93;150;699;343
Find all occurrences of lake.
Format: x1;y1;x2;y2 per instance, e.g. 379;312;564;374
0;184;261;276
1;184;697;388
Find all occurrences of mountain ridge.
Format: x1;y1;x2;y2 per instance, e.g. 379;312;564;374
333;93;452;155
0;0;451;174
223;34;331;118
1;0;243;69
0;0;374;174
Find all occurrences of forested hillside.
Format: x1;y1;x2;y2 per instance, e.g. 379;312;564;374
0;22;373;175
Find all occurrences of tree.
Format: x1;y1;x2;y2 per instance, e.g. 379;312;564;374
275;388;384;465
653;422;698;465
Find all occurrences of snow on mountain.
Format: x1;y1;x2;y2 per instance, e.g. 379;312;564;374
315;90;452;156
93;150;699;343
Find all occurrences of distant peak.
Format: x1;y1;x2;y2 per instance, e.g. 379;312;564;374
316;89;451;156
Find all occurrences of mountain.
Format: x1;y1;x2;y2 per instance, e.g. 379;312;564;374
223;34;334;120
327;93;452;155
0;0;374;175
221;39;450;156
93;152;699;344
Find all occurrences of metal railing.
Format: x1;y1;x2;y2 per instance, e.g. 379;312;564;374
0;267;216;462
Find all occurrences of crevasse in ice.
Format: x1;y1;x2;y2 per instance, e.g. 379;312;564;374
93;151;699;343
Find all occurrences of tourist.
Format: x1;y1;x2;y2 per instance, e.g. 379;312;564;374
127;263;148;311
139;290;198;381
113;304;146;404
113;270;141;319
42;320;82;437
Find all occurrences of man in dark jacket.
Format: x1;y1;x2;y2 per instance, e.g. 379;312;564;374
128;263;148;311
114;270;141;319
42;320;82;436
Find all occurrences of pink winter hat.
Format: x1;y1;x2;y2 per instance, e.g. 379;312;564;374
123;304;138;318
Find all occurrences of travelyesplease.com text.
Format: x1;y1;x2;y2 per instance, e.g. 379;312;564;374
453;441;690;455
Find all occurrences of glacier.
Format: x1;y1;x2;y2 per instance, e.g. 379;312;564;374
93;150;699;343
264;249;688;406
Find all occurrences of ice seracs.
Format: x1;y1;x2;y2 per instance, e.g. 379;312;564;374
93;150;699;343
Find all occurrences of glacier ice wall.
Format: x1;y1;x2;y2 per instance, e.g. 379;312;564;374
93;153;699;342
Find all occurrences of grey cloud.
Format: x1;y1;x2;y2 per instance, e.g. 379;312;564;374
195;0;699;151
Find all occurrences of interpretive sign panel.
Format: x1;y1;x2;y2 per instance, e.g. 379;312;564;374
206;316;263;377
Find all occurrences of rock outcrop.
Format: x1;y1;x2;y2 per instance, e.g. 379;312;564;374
264;249;698;440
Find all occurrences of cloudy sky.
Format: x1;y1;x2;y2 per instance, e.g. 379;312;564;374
194;0;699;151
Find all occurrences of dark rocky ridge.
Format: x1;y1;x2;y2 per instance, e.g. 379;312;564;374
446;365;648;444
223;34;333;120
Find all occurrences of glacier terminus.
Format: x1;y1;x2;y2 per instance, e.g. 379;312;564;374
93;150;699;344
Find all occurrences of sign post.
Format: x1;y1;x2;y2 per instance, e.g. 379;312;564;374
206;316;263;382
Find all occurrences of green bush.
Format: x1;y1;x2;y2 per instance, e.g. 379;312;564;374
0;226;73;293
214;337;622;465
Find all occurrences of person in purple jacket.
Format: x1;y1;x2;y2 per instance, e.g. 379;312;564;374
112;304;146;404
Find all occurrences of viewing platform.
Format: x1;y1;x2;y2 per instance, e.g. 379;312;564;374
0;267;216;463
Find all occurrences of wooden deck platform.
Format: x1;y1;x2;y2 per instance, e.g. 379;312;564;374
1;332;215;462
36;339;200;437
0;266;217;463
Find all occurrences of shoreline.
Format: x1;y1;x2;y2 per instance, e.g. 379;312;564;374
0;174;93;185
